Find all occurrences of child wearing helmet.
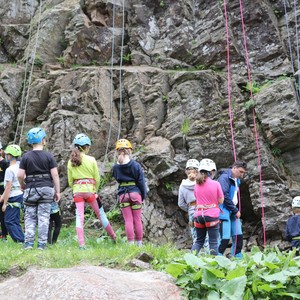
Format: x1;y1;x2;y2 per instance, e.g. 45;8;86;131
67;133;116;249
286;196;300;252
0;144;24;243
0;143;9;240
191;159;224;255
112;139;147;246
178;159;200;242
17;127;60;250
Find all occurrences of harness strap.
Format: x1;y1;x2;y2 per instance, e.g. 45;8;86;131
120;181;136;187
27;174;51;179
196;204;217;210
119;202;131;208
194;220;220;228
74;178;96;185
292;236;300;240
7;202;22;209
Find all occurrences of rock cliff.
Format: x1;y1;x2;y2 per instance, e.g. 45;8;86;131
0;0;299;248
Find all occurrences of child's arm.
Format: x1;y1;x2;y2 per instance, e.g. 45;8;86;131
0;181;12;212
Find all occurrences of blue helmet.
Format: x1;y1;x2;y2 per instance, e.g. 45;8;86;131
73;133;91;146
27;127;46;144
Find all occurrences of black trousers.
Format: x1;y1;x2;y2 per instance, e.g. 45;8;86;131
0;202;8;238
47;212;62;244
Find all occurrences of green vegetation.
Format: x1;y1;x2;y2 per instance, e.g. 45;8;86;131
162;95;168;102
164;182;173;191
181;118;190;135
0;225;181;276
159;0;165;8
34;55;43;68
99;172;113;190
166;246;300;300
122;53;132;63
1;227;300;300
57;56;65;65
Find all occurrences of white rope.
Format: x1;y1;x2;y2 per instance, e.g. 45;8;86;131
15;0;44;145
100;0;116;175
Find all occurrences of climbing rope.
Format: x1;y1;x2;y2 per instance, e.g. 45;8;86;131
238;0;266;246
282;0;300;104
14;0;43;145
100;0;116;176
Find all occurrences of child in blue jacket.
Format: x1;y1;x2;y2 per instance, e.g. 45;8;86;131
286;196;300;253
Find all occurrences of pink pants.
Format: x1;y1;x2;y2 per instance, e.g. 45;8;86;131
119;192;143;242
74;193;116;246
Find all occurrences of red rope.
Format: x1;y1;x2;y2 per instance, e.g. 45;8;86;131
238;0;266;245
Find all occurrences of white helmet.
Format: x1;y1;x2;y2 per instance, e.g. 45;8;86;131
199;158;217;172
292;196;300;208
185;159;200;170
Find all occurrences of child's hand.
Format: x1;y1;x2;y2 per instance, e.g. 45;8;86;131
0;195;3;203
188;173;196;181
2;203;6;212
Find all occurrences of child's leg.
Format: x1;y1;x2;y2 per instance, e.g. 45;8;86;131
37;203;51;246
218;220;231;255
47;215;54;244
24;205;37;245
89;200;116;240
51;212;62;243
75;201;85;247
130;193;143;244
5;205;24;243
231;217;243;258
119;194;134;242
0;202;8;238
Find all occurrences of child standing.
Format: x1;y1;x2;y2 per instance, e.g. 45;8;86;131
0;144;24;243
286;196;300;252
18;127;60;250
0;143;9;240
178;159;200;242
67;133;116;249
47;200;62;244
112;139;147;246
192;159;224;255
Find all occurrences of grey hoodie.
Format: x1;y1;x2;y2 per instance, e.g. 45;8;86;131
178;179;196;213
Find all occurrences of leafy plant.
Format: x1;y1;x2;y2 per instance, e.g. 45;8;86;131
122;53;131;63
245;99;255;111
33;55;43;68
57;56;65;65
162;95;168;102
159;0;165;8
181;118;190;135
166;247;300;300
99;173;113;190
164;182;173;191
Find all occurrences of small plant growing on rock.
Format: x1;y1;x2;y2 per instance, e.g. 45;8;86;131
181;119;190;136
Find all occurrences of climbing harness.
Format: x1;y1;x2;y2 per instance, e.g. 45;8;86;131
196;204;217;210
194;220;220;229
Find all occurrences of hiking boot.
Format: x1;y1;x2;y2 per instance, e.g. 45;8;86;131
37;243;46;250
23;242;34;250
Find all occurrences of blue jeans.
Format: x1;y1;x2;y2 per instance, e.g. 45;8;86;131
5;194;24;243
192;215;219;255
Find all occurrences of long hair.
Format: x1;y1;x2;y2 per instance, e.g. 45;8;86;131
117;148;132;164
70;145;88;167
196;171;209;185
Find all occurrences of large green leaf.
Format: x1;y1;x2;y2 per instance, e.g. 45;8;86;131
226;266;246;280
263;261;279;270
214;255;235;269
184;253;206;268
220;276;247;300
277;292;300;299
165;262;187;278
207;290;222;300
202;269;222;288
206;267;225;279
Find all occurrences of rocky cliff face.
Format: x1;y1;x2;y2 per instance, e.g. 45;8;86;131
0;0;299;248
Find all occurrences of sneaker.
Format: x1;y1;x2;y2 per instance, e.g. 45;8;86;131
23;242;34;250
37;243;46;250
79;245;87;250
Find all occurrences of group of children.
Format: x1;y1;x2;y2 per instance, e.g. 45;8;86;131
178;158;300;256
0;129;147;249
0;130;299;254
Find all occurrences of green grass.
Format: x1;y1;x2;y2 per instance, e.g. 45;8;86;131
0;225;183;277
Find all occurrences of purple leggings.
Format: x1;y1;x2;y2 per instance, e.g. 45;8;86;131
119;192;143;242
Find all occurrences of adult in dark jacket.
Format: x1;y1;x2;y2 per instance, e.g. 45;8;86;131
286;196;300;252
112;139;147;247
218;160;247;258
